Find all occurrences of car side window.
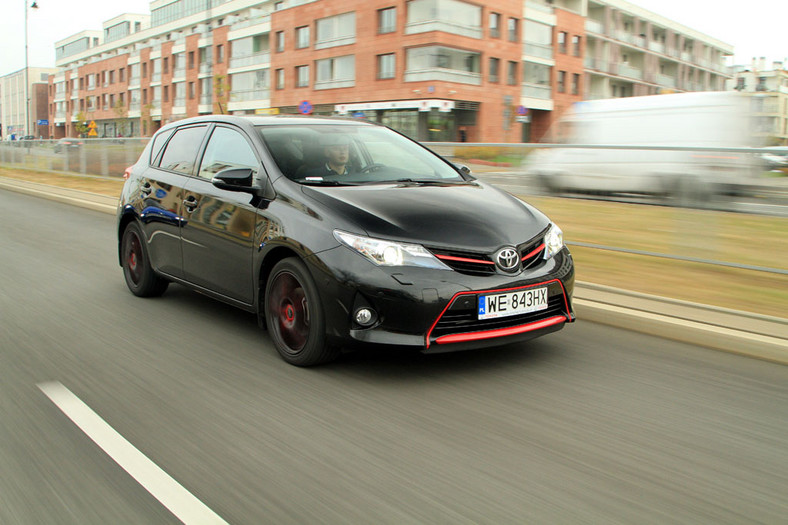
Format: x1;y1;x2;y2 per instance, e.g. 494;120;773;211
198;126;259;180
149;129;174;165
158;125;208;175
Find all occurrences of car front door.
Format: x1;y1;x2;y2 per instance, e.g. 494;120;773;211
180;125;261;304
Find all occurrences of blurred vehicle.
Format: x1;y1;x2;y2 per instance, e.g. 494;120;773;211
15;135;36;147
54;137;84;153
527;92;761;199
760;146;788;171
117;115;575;366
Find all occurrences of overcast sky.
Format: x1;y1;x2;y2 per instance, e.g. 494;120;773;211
0;0;785;77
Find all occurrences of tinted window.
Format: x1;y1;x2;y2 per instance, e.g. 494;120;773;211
149;128;174;165
158;125;207;175
198;126;259;180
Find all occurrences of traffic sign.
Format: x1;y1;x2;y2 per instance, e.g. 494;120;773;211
516;106;529;116
37;119;49;126
298;100;313;115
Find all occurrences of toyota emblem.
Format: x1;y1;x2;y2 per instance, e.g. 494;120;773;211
495;247;520;271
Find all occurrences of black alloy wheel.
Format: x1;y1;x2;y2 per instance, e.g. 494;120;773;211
121;222;169;297
265;258;338;366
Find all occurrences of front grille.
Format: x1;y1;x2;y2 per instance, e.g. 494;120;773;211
519;238;546;270
428;248;496;276
429;284;568;342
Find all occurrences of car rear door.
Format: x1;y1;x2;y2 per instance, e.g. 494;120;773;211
139;124;209;278
180;124;262;304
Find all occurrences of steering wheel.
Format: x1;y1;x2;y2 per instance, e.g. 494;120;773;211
360;163;385;174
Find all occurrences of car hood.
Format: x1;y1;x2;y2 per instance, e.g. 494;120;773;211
301;181;550;251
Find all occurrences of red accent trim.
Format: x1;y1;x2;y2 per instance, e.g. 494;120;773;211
434;254;495;265
435;315;567;345
521;243;545;261
425;279;571;349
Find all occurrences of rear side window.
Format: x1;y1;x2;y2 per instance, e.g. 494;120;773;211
158;125;208;175
149;129;174;165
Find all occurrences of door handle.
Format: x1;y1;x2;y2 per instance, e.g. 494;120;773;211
183;195;199;212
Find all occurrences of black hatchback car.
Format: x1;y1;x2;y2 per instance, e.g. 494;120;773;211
118;115;574;366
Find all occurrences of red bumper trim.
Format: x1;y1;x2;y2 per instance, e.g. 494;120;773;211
434;315;567;346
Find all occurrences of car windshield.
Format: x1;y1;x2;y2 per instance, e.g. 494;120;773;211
257;123;466;185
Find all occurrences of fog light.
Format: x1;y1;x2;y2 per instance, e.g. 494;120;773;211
354;307;377;327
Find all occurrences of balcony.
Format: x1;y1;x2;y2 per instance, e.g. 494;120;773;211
404;20;482;39
200;94;212;105
173;68;186;79
230;89;269;102
522;83;551;100
648;41;665;54
199;61;213;74
656;73;677;88
523;42;553;60
230;14;270;31
617;64;643;80
229;52;270;69
585;19;604;35
173;97;186;107
129;77;141;88
403;69;482;85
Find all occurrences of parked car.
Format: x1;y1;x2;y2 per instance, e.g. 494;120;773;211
760;146;788;171
54;137;84;153
117;115;575;366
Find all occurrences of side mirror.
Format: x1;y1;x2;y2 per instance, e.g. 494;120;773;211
453;163;474;178
211;167;255;192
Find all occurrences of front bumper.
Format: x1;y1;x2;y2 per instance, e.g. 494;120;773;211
305;245;575;353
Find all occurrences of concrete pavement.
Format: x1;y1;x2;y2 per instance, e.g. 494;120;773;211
1;175;786;365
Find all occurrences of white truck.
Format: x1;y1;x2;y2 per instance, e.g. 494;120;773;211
526;91;761;200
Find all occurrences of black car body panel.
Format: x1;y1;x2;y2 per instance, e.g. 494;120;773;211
118;115;575;364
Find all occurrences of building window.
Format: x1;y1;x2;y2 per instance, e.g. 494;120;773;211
405;46;481;85
406;0;482;39
507;61;517;85
276;68;284;90
508;18;518;42
377;53;395;79
378;7;396;34
189;82;195;99
557;70;566;93
489;57;499;82
489;12;500;38
558;31;567;54
276;31;285;52
163;85;169;102
296;65;310;87
315;55;356;89
315;12;356;49
296;26;310;49
217;44;225;64
572;73;580;95
572;35;581;57
188;51;195;69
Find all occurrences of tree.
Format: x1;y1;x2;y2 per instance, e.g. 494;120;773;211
213;74;230;114
113;100;128;137
74;111;89;138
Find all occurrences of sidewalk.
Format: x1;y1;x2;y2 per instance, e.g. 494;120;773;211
2;175;786;365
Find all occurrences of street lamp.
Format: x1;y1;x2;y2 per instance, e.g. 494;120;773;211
24;1;39;138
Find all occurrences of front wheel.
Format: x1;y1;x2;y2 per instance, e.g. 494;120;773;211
264;258;338;366
121;221;169;297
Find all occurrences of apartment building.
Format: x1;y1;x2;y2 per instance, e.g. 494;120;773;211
2;67;57;139
729;59;788;145
47;0;733;143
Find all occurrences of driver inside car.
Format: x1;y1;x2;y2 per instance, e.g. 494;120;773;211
303;134;352;178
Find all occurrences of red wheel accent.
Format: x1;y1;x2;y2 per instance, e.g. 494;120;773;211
268;271;310;353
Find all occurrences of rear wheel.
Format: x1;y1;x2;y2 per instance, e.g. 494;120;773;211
265;258;338;366
121;221;169;297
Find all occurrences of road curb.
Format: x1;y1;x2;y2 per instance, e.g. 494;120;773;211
2;175;786;365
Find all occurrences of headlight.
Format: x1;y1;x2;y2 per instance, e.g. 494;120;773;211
334;230;450;270
544;223;564;259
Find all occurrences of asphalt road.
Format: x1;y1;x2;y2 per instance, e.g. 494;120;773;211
2;189;787;524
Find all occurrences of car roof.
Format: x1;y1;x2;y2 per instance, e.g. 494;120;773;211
155;114;380;135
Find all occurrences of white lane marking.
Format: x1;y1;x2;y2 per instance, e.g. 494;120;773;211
38;381;229;525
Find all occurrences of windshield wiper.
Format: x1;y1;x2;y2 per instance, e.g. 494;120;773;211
298;179;358;186
385;178;466;185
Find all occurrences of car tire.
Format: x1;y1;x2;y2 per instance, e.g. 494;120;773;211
265;258;338;366
121;221;169;297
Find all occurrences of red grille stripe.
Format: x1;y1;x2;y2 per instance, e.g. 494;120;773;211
521;243;545;261
435;254;495;265
425;279;571;349
435;315;567;345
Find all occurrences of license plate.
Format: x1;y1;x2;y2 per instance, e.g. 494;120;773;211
478;287;548;320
